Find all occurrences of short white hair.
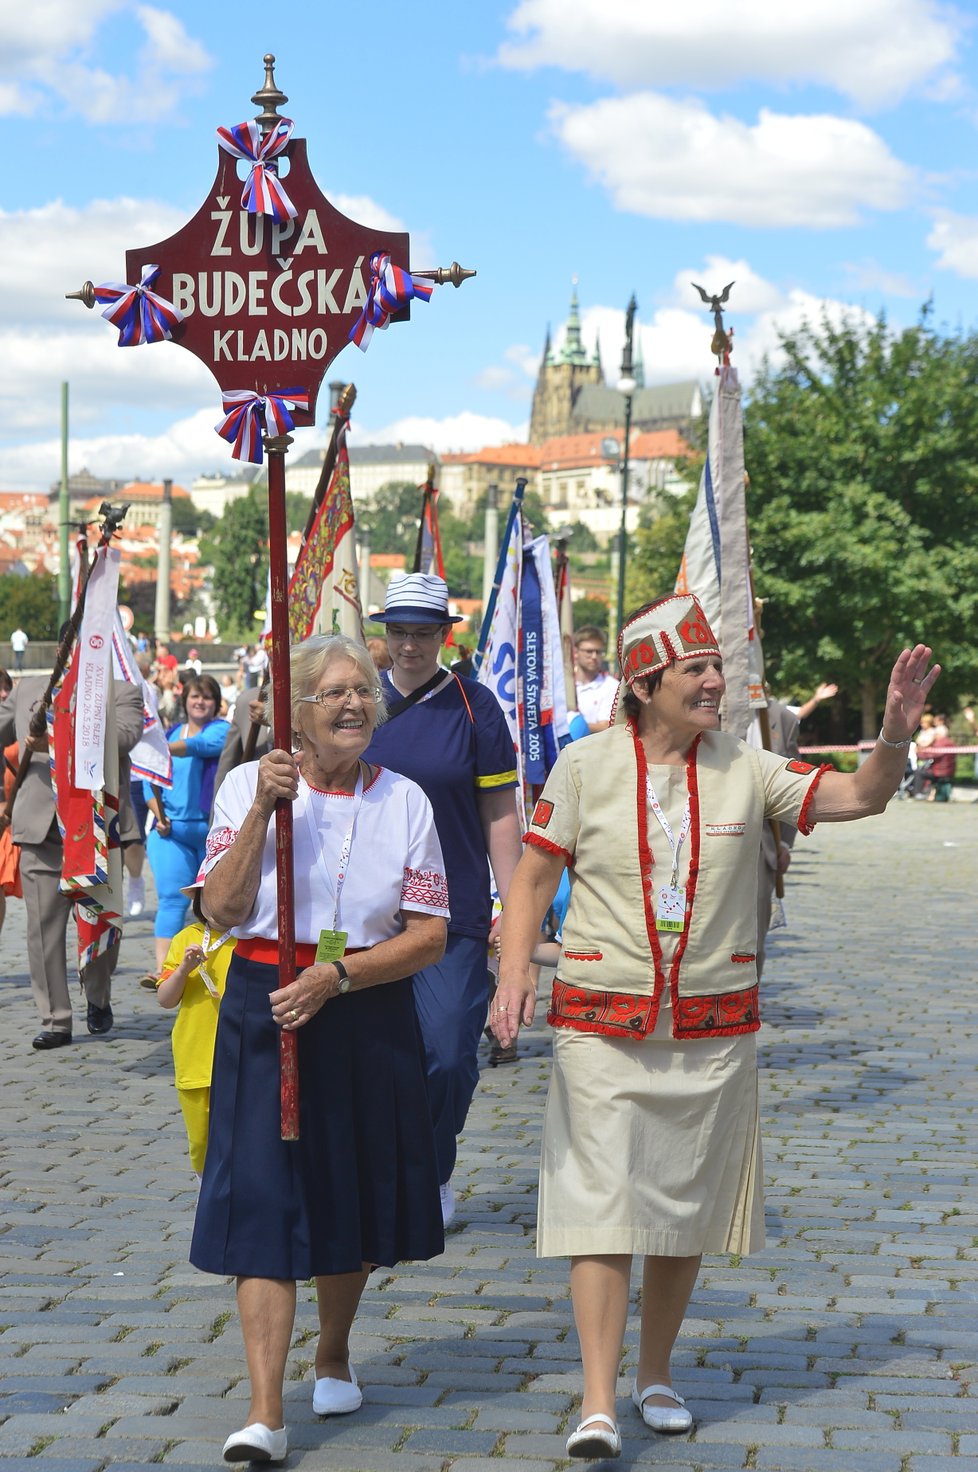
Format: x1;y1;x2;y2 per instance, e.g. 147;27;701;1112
289;635;388;732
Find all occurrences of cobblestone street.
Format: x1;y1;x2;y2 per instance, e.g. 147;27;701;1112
1;798;976;1471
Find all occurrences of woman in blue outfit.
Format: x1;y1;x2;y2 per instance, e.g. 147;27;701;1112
145;674;229;972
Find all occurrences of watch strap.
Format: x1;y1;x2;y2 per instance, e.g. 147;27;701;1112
333;959;350;993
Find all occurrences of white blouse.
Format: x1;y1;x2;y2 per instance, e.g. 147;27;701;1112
199;762;450;944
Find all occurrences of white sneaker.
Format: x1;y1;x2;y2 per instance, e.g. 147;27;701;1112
128;876;145;917
440;1181;456;1227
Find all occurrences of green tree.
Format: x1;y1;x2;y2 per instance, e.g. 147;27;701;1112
0;571;60;641
744;306;978;733
210;489;269;633
626;484;698;613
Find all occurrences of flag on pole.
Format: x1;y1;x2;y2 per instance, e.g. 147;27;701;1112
52;542;125;974
288;416;365;643
412;473;453;647
675;363;765;739
478;493;570;818
111;614;173;787
554;541;578;715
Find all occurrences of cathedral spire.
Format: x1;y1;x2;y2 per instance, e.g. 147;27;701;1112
559;279;588;365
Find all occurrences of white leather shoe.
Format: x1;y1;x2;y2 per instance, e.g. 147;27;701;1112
312;1365;362;1416
222;1422;287;1463
565;1412;621;1459
439;1181;456;1226
631;1381;692;1433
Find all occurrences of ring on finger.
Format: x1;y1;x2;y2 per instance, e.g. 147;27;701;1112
288;1008;298;1022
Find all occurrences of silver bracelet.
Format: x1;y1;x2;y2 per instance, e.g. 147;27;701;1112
877;726;911;749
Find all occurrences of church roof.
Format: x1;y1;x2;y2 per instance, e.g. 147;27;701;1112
572;380;701;427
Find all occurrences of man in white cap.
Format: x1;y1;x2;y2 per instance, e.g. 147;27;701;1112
365;573;523;1226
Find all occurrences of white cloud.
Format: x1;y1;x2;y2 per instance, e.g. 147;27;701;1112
669;257;784;316
499;0;960;110
927;211;978;279
473;343;539;397
357;412;528;454
0;198;188;325
550;93;913;229
0;406;226;494
840;260;919;298
0;1;212;123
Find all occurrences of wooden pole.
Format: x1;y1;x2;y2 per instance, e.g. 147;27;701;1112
265;436;299;1141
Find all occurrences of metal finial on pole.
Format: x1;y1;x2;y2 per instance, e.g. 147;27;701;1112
252;53;289;132
691;281;735;365
411;263;477;288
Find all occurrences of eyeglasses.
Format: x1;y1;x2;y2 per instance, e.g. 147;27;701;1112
386;625;444;643
577;646;605;656
299;686;379;710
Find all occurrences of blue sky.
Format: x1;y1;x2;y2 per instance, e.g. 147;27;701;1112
2;0;977;491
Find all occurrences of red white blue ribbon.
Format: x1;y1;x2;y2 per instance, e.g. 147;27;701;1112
93;265;183;347
216;118;297;223
349;252;434;351
215;389;310;464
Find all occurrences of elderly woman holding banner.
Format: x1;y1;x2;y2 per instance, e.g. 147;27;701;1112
191;634;449;1464
493;594;939;1460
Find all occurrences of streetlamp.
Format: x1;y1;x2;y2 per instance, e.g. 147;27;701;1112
616;294;637;633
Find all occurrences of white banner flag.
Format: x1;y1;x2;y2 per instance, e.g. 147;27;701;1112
75;546;121;791
676;364;765;740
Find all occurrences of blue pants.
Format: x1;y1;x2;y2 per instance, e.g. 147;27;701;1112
411;933;490;1183
146;819;208;938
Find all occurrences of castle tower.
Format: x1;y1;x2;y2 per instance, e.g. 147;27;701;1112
528;282;605;444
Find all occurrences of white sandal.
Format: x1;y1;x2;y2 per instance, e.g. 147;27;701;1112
631;1381;693;1434
565;1411;621;1459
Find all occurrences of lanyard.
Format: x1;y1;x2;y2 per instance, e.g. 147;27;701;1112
646;774;691;888
300;763;365;932
197;922;233;998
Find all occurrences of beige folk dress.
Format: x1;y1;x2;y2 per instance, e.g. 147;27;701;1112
531;732;824;1260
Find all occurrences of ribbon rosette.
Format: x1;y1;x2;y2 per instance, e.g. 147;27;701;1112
93;265;184;347
349;252;434;352
216;118;297;223
215;389;310;465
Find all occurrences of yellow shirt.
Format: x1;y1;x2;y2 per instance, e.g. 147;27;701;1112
159;922;234;1090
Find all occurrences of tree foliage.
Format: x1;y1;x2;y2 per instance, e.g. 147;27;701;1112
209;489;268;634
625;484;698;612
744;307;978;731
0;571;60;641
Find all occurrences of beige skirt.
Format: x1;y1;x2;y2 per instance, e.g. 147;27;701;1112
537;998;764;1258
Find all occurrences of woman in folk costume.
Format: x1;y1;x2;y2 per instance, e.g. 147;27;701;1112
493;593;939;1460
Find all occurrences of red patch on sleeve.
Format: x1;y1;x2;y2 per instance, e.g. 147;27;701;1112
532;798;554;829
786;759;815;775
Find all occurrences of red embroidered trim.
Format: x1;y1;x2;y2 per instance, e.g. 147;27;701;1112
669;734;701;1018
731;952;756;964
532;798;554;828
204;826;237;861
673;984;760;1036
797;763;832;836
524;832;572;863
563;949;602;961
548;977;653;1038
401;866;450;909
629;720;663;1002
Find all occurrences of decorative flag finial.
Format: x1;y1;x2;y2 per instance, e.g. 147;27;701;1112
691;281;735;366
252;53;289;133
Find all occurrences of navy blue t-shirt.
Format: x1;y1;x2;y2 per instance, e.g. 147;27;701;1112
364;672;518;939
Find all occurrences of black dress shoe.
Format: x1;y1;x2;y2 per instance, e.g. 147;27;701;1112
86;1002;114;1035
32;1031;73;1050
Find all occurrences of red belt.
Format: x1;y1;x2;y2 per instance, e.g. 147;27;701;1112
236;938;366;968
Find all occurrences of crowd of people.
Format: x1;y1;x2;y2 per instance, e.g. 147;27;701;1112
0;578;955;1465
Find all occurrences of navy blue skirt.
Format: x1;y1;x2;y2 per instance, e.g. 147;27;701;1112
190;954;444;1279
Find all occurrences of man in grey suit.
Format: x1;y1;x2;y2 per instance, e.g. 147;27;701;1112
0;675;143;1048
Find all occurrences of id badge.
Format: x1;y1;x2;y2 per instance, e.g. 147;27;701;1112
196;960;221;999
656;884;686;932
316;928;349;963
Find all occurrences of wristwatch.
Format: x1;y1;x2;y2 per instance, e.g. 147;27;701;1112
333;960;351;994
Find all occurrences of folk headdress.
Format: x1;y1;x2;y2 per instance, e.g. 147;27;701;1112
612;593;720;722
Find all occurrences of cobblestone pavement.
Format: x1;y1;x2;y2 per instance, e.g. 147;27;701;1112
1;800;976;1472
